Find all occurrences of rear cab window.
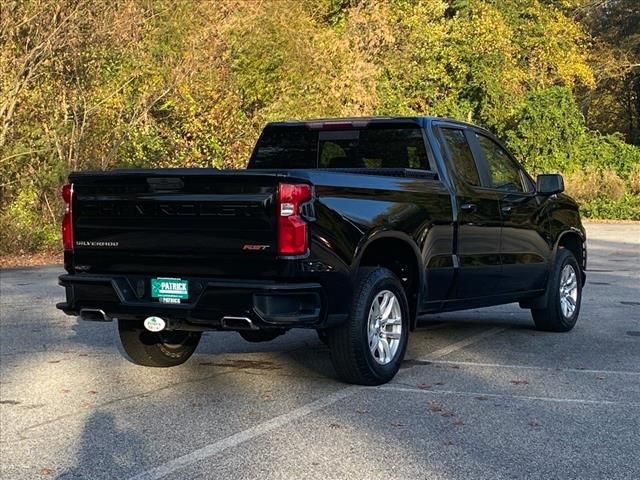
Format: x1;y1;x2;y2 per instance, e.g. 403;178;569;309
249;122;431;171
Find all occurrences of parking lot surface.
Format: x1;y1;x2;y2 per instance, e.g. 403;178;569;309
1;223;639;480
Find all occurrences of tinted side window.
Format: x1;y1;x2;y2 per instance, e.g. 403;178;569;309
440;128;480;186
475;134;525;192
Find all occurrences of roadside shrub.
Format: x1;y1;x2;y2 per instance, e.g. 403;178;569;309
628;165;640;195
565;167;640;221
577;132;640;179
565;168;627;203
505;87;587;174
0;188;59;255
579;194;640;221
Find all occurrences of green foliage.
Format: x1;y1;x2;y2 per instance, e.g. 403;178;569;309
505;87;588;173
1;0;639;255
579;194;640;221
0;187;59;254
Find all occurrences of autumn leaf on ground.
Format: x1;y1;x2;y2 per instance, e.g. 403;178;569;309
427;400;443;412
39;468;54;476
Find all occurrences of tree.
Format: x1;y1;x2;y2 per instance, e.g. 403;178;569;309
576;0;640;143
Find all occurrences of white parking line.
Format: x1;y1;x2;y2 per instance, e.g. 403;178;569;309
377;385;640;407
127;387;357;480
425;360;640;376
126;326;505;480
414;327;506;361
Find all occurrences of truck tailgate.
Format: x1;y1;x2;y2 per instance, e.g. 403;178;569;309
69;169;288;276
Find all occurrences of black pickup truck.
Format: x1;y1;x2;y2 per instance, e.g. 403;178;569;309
57;116;586;385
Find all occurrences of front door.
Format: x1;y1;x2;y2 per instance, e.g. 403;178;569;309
471;131;550;294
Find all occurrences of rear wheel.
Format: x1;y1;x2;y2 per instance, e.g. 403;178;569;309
116;319;201;367
531;248;582;332
327;267;410;385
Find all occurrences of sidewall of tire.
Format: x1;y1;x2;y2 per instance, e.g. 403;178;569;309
328;267;410;385
533;249;582;332
360;274;410;382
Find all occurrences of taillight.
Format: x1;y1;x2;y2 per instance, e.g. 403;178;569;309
277;183;312;256
62;183;73;251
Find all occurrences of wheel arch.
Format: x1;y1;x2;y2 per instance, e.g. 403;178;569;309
554;230;587;285
353;231;424;330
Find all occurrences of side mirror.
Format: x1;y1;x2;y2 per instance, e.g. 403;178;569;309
536;174;564;195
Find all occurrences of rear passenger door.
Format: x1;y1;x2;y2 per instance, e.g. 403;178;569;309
471;132;550;293
438;127;503;299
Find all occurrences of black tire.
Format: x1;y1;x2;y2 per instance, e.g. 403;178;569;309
116;319;201;367
238;329;285;343
327;267;410;385
531;248;582;332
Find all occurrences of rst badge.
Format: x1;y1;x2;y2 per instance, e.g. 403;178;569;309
242;244;270;251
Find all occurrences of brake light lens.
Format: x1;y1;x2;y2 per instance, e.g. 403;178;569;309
277;183;312;255
61;183;73;251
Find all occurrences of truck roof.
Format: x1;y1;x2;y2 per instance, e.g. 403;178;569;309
266;115;479;129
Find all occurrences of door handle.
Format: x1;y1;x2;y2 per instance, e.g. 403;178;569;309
461;203;477;212
501;205;513;215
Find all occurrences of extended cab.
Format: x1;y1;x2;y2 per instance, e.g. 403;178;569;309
57;117;587;384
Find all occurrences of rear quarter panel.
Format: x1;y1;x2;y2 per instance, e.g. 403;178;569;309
294;170;454;311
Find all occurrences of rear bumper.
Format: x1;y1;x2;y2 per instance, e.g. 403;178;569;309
57;273;346;329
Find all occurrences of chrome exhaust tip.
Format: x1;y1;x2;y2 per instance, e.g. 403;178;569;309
221;316;258;330
79;309;108;321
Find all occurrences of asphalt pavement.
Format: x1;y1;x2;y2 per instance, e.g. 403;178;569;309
1;223;639;480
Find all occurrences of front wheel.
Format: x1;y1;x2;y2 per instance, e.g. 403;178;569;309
116;319;201;367
327;267;410;385
531;248;582;332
